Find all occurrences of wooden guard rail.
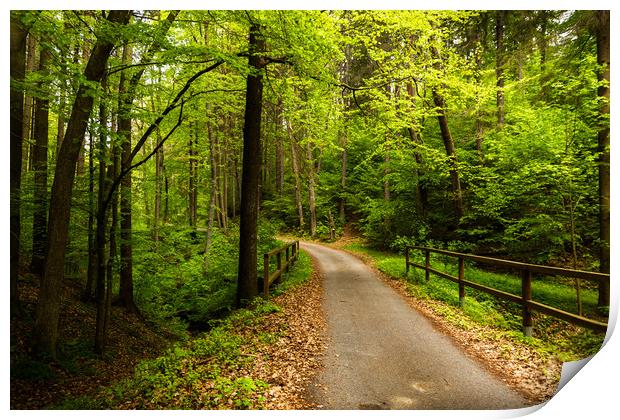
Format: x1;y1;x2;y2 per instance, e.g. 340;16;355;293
261;240;300;297
404;246;609;336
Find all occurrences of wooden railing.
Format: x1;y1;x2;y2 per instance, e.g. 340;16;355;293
405;246;609;336
261;240;300;297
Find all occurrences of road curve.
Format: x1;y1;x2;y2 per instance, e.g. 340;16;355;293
301;241;529;410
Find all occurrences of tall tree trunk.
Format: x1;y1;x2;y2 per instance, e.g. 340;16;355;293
204;120;218;274
306;142;317;238
595;10;610;307
406;81;428;218
97;142;119;354
84;125;97;301
232;157;239;219
495;10;506;128
275;100;285;195
117;43;137;314
33;10;131;358
383;149;391;202
433;90;464;221
31;46;51;277
472;19;485;160
188;121;198;228
10;12;29;316
24;33;37;173
288;123;305;230
154;127;164;241
237;24;265;306
222;130;230;226
339;128;347;223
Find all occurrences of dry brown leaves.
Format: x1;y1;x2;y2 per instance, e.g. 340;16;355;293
337;246;562;405
235;258;327;409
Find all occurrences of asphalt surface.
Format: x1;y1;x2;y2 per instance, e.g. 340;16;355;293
302;241;529;410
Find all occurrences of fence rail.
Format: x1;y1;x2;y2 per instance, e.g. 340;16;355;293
405;246;609;335
261;240;300;297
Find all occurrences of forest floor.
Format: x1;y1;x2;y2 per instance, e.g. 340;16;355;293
10;253;327;410
321;233;563;405
10;271;178;409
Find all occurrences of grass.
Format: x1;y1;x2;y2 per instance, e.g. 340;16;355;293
54;251;314;410
341;243;605;361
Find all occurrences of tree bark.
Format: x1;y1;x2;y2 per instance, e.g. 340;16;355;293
405;80;428;218
31;46;51;277
154;127;164;241
433;90;464;221
33;10;131;358
204;120;218;274
306;142;317;238
339;128;347;223
275;99;285;195
495;11;506;128
188;121;198;228
237;24;265;306
287;121;305;230
118;42;137;314
595;10;610;307
24;33;37;173
10;11;29;316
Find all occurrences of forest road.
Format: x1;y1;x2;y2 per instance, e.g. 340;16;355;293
300;241;529;410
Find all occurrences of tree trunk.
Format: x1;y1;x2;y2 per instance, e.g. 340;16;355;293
306;142;317;238
97;142;119;355
495;10;506;128
433;90;464;221
405;81;428;218
154;127;164;241
24;33;37;173
204;120;218;274
33;10;131;358
237;24;265;306
287;122;305;230
339;128;347;223
188;121;198;228
275;100;285;195
595;10;610;307
31;46;51;277
10;12;29;316
86;87;109;301
118;42;137;314
383;149;391;202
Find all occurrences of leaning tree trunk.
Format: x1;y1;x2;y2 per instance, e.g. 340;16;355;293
31;46;52;277
595;10;610;307
10;11;29;316
33;10;131;358
237;24;265;306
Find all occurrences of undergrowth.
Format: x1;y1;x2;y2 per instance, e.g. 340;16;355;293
54;250;313;410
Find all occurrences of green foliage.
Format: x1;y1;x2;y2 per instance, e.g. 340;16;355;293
55;252;313;409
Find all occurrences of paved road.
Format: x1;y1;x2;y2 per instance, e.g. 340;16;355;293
302;241;529;410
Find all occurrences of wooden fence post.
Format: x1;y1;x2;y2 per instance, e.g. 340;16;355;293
405;247;410;275
522;269;533;336
458;257;465;307
276;251;282;283
285;246;290;273
425;249;430;282
263;253;270;298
